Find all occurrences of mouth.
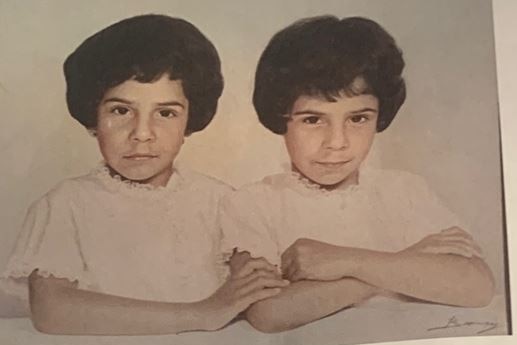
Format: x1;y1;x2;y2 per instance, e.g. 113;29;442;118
315;160;352;168
123;153;159;161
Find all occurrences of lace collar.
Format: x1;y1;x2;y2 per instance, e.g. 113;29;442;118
280;165;375;198
90;162;186;196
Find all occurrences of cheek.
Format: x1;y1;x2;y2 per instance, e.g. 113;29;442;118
97;118;127;140
101;118;115;129
351;128;376;155
95;125;129;158
97;128;121;145
160;125;186;150
96;134;119;158
285;129;321;159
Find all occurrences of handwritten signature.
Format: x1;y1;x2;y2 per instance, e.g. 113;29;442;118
427;316;497;335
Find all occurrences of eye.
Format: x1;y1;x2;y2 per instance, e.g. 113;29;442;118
158;109;178;118
110;106;130;116
302;116;322;125
349;115;369;124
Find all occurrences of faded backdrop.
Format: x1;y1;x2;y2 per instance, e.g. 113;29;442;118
0;0;506;295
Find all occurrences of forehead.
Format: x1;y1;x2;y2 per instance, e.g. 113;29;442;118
102;74;187;102
291;92;379;113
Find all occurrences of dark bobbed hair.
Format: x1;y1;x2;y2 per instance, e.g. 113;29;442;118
64;14;224;134
253;16;406;134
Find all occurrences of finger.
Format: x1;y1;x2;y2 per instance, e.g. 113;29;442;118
440;227;473;239
280;246;294;267
231;250;251;260
229;250;251;266
236;269;283;287
234;257;277;279
438;232;474;244
238;288;283;311
471;243;484;258
237;275;289;297
280;255;293;275
228;251;251;273
434;231;482;254
282;262;298;281
441;231;483;258
439;239;482;257
424;243;474;258
436;235;476;251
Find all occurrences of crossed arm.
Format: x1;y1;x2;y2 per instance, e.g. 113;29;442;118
28;258;288;335
239;227;495;333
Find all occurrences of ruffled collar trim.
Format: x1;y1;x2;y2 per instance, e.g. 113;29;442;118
280;165;375;198
90;162;186;196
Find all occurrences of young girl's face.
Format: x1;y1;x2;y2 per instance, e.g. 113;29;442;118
95;74;189;187
284;90;378;188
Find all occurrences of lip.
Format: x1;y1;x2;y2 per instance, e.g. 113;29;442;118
123;153;158;160
315;160;351;166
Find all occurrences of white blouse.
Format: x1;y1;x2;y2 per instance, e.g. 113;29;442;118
220;168;467;266
1;164;232;305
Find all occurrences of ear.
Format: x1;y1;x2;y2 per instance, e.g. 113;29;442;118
87;128;97;137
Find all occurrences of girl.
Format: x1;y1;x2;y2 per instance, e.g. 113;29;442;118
221;16;495;332
0;14;287;335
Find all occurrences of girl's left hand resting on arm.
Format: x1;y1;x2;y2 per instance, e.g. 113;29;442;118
232;250;378;333
281;228;495;307
204;252;290;330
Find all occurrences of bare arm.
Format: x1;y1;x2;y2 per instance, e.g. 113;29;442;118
227;251;377;333
28;259;287;335
282;230;495;308
29;272;208;335
344;249;494;307
245;278;377;333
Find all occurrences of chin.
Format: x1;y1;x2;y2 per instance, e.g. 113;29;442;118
302;173;344;187
307;169;357;188
111;165;157;182
316;178;348;187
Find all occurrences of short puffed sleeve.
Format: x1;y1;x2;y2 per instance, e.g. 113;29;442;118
219;185;281;266
1;183;94;302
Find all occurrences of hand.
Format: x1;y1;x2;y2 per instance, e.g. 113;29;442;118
203;252;288;330
401;227;483;258
228;250;278;277
281;238;349;282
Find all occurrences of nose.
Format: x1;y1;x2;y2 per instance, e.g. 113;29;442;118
130;115;156;142
324;124;349;150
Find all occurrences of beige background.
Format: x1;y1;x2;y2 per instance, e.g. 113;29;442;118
0;0;512;340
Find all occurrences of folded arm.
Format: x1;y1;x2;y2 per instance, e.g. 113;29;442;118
28;257;287;335
245;278;377;333
282;228;495;308
343;249;494;307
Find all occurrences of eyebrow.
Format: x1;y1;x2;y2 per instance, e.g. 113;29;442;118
102;98;186;109
291;107;378;116
350;107;378;114
156;101;186;109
